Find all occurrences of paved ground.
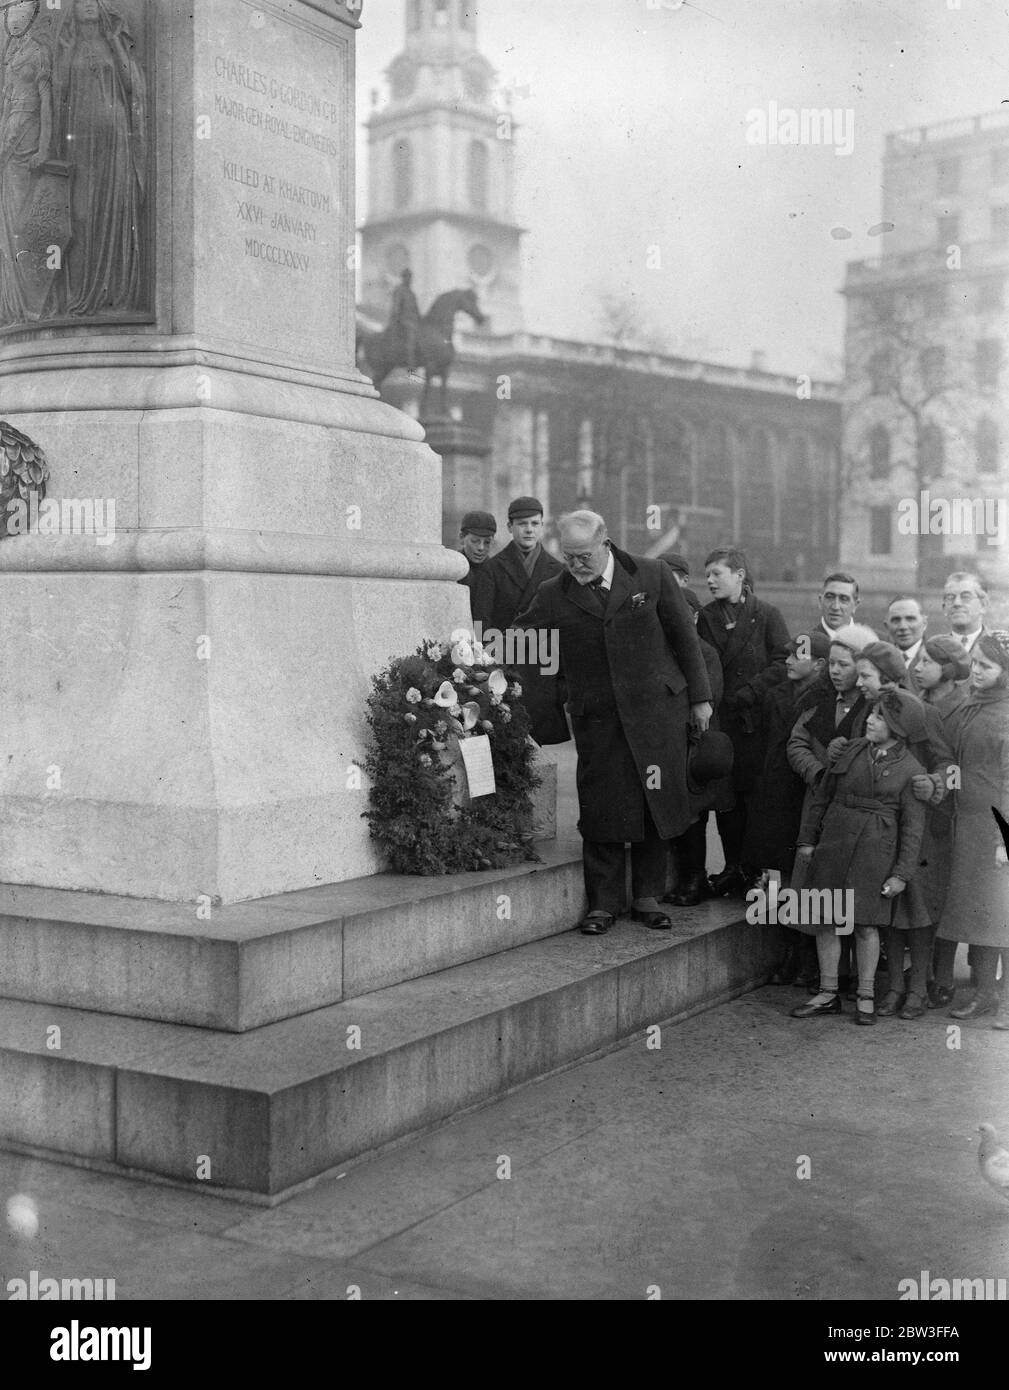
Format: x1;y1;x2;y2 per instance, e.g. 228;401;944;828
2;970;1005;1302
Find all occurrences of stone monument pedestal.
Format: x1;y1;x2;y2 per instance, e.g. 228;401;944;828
0;0;469;902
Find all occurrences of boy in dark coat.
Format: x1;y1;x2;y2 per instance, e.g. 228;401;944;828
697;547;791;897
472;496;569;746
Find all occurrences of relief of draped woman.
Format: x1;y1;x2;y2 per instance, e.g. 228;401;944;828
0;1;54;326
54;0;147;317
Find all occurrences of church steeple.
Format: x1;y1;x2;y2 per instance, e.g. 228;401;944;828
360;0;525;335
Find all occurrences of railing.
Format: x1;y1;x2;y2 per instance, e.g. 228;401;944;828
846;239;1009;282
455;330;842;400
887;109;1009;151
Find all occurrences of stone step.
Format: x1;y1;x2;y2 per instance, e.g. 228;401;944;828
0;902;775;1200
0;840;585;1032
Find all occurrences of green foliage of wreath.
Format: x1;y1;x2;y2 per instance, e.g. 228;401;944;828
363;636;541;875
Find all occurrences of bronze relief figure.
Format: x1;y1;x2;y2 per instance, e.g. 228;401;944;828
54;0;148;318
0;0;55;325
0;0;149;331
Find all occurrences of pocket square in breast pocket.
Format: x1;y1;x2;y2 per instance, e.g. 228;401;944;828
630;592;648;611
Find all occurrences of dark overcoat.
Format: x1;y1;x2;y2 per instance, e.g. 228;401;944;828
457;557;492;616
697;593;790;795
936;689;1009;950
797;738;927;932
688;638;735;819
471;541;569;745
742;672;821;871
513;546;712;842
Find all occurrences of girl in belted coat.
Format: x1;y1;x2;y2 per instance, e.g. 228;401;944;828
697;547;790;897
790;689;927;1026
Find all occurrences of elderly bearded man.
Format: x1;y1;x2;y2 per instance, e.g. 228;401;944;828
513;511;713;934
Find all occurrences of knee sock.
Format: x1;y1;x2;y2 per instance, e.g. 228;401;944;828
854;925;880;999
816;932;842;994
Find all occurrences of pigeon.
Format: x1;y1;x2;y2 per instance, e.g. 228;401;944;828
977;1124;1009;1200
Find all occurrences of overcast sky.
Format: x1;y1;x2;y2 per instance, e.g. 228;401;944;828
355;0;1009;380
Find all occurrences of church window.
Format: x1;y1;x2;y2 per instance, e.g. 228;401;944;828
977;417;999;475
468;140;489;211
393;139;414;209
467;244;495;277
868;425;891;479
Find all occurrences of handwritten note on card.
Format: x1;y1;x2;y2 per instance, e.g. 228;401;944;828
459;734;496;799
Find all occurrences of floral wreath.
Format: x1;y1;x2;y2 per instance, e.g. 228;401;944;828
362;628;541;875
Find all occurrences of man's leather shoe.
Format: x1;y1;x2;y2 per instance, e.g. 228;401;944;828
791;994;841;1018
664;873;708;907
632;909;672;930
927;983;954;1009
707;864;748;897
899;993;926;1020
579;912;614;936
855;1001;876;1026
877;991;904;1017
950;992;1000;1020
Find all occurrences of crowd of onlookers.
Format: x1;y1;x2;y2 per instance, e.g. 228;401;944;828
665;554;1009;1029
453;503;1008;1027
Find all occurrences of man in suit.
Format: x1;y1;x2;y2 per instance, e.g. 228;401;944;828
456;510;496;617
942;570;990;655
886;594;928;693
513;510;712;935
815;571;861;637
473;496;569;745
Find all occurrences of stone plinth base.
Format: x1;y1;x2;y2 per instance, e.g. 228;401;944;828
423;419;493;548
0;872;777;1199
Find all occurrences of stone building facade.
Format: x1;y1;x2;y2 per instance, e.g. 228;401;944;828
359;0;842;581
841;111;1009;590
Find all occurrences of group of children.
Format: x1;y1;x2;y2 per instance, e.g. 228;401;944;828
670;550;1009;1028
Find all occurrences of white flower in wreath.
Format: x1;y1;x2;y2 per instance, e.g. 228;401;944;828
510;683;523;699
487;669;508;698
425;641;444;661
478;645;497;667
489;692;502;707
461;702;481;731
500;710;512;723
433;681;458;707
450;627;475;646
452;668;467;685
450;640;475;667
418;752;432;767
405;687;422;704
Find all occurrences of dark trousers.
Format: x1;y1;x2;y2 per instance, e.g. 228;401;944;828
583;801;667;917
884;924;933;999
715;805;747;867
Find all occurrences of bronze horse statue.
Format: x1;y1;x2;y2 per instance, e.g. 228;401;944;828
357;287;486;419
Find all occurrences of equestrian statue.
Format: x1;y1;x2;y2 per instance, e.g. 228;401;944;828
357;270;486;419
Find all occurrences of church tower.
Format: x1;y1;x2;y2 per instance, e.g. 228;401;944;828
360;0;525;335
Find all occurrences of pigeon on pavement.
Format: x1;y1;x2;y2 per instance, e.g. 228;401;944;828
977;1124;1009;1199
